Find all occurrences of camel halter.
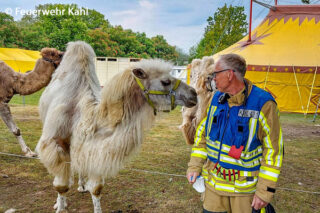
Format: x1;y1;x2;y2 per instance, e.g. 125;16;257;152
134;77;181;115
43;58;58;68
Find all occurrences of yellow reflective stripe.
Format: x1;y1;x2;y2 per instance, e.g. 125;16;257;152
207;151;219;159
208;178;216;188
220;154;261;168
191;153;207;159
275;127;284;167
194;117;207;146
245;118;258;152
261;208;266;213
220;143;262;160
207;106;217;136
235;177;258;188
206;139;220;149
240;171;253;176
192;147;207;152
259;166;280;182
215;183;235;192
191;148;207;159
242;147;263;160
259;112;274;165
244;146;262;156
202;168;208;174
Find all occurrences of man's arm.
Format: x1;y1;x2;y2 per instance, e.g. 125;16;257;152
255;101;284;204
187;116;208;183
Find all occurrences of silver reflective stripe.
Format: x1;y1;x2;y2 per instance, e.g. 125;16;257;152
235;177;258;187
220;154;261;167
192;150;208;157
207;106;217;136
242;147;263;159
195;117;207;146
221;145;230;153
206;139;220;148
260;168;280;179
235;189;256;193
215;184;234;192
207;149;219;158
275;127;284;167
245;118;258;152
238;109;259;119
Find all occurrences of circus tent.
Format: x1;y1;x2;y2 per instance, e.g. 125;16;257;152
213;5;320;114
0;48;40;73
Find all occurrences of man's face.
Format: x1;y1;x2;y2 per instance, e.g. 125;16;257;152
213;62;231;93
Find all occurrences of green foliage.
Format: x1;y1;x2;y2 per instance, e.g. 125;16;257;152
190;4;247;61
0;3;178;62
151;35;178;61
0;13;21;48
301;0;310;4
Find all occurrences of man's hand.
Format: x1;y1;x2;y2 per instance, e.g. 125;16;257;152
186;172;199;184
251;194;268;210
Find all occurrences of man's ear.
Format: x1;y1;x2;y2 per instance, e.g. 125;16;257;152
132;68;148;79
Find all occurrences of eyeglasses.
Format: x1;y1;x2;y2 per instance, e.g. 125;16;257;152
211;69;235;78
205;69;235;92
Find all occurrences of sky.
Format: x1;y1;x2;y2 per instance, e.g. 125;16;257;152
0;0;313;53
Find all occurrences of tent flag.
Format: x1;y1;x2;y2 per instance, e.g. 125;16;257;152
213;5;320;114
0;48;40;73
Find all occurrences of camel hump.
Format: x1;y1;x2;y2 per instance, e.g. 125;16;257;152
63;41;96;71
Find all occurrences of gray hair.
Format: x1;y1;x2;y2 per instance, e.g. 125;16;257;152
218;54;246;80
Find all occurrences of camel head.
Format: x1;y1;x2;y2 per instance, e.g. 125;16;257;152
132;59;197;113
40;48;64;69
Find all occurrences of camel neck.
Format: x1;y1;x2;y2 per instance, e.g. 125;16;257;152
14;59;55;95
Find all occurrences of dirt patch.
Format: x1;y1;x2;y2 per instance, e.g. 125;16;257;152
282;123;320;140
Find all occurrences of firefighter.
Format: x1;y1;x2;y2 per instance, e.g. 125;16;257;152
187;54;283;213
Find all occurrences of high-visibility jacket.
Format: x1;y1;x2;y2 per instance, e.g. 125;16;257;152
188;79;284;203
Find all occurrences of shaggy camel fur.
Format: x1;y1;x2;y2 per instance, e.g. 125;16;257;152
36;41;197;213
180;56;217;145
0;48;63;157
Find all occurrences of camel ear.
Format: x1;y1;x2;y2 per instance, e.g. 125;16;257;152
132;68;148;79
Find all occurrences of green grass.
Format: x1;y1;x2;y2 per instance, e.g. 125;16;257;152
10;89;44;106
0;106;319;212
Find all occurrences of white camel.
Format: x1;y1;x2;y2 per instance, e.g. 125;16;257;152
180;56;216;145
36;41;197;213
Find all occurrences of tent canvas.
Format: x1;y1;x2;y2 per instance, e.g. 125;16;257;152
0;48;40;73
213;5;320;114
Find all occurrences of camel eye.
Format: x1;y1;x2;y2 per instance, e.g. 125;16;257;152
161;79;171;87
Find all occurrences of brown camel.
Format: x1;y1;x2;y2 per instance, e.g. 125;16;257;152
0;48;63;157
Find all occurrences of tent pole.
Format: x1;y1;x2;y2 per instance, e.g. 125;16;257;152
306;66;318;115
263;65;270;90
248;0;253;42
293;66;306;114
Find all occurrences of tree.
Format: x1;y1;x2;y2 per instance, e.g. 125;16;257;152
151;35;178;62
190;4;247;60
0;13;21;48
301;0;310;4
0;3;178;61
87;28;121;57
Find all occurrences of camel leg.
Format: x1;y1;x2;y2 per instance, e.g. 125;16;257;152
77;175;87;192
0;103;36;157
53;175;70;213
87;178;104;213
